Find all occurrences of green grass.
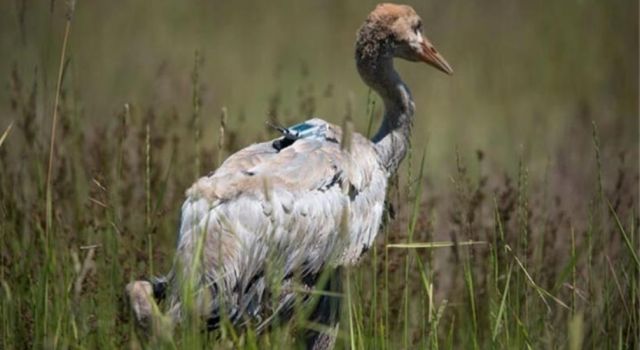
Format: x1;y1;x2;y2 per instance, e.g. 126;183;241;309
0;0;638;349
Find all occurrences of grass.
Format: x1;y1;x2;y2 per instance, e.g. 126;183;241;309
0;0;638;349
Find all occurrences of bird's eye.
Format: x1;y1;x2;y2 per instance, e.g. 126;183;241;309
413;21;422;34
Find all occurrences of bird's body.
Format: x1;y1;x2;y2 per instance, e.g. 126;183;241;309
127;3;452;348
171;118;386;326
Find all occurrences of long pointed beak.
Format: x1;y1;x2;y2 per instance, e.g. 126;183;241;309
418;40;453;75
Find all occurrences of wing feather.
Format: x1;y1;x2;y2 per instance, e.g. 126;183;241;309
174;118;387;328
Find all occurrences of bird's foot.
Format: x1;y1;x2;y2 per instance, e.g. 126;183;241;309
125;280;173;342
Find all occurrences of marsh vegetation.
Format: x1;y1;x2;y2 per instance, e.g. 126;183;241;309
0;0;638;348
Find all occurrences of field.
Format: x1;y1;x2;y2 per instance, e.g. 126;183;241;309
0;0;638;348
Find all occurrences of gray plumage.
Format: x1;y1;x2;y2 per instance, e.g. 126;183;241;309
126;3;452;348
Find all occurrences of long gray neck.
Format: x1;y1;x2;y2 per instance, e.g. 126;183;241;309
357;53;415;175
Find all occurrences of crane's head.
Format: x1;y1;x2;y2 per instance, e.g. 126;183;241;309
357;3;453;75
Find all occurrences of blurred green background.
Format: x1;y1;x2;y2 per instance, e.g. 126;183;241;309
1;0;637;177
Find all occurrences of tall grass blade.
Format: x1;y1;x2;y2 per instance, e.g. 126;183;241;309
492;263;513;341
506;245;569;311
568;312;584;350
0;122;13;149
46;3;74;236
387;241;487;249
607;199;640;267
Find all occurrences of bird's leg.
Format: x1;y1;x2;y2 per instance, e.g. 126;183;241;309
304;268;342;350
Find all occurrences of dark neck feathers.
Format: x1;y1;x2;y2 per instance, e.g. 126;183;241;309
355;22;415;174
